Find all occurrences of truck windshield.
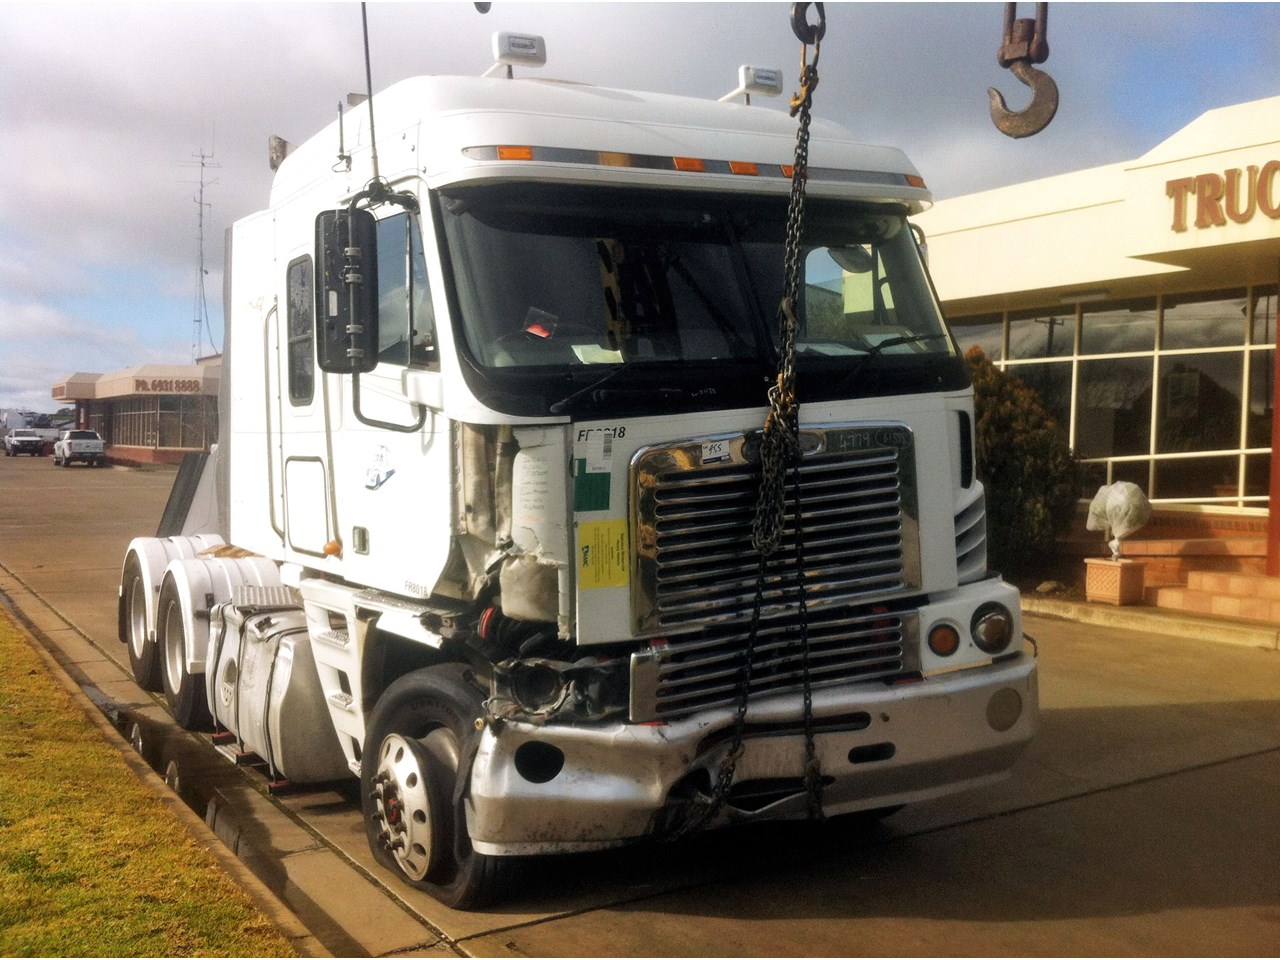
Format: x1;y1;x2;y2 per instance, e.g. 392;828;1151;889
439;184;963;416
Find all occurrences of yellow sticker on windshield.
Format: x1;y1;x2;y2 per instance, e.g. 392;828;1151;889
578;519;630;590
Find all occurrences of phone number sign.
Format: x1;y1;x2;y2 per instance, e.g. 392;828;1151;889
133;378;203;394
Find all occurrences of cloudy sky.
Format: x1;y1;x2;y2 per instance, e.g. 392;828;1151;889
2;1;1277;413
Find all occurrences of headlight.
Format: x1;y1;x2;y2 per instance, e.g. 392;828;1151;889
507;661;568;713
971;603;1014;655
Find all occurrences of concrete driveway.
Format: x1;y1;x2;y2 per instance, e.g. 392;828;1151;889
1;452;1277;956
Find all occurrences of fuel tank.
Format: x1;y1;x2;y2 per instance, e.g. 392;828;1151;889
207;594;350;783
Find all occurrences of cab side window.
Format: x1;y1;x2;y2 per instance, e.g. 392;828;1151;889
376;213;438;368
286;255;315;404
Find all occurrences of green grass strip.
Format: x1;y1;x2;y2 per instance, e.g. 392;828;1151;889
0;608;298;957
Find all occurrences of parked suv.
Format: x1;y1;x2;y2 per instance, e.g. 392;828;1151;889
4;429;45;457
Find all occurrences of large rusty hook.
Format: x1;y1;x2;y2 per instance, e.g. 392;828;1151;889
989;2;1058;139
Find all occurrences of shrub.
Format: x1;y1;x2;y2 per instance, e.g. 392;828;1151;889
966;346;1081;570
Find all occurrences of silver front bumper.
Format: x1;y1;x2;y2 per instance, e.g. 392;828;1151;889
467;650;1038;855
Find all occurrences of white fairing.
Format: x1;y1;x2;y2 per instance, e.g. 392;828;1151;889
160;555;282;673
121;534;226;644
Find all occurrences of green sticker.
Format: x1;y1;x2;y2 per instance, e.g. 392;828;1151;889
574;458;611;512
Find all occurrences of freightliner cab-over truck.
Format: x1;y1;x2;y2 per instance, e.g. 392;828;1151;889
118;36;1037;908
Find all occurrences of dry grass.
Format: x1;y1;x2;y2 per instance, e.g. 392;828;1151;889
0;608;298;957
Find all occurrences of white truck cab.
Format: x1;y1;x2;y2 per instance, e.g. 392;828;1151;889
118;43;1036;909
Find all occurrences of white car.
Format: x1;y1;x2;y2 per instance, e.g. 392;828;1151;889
4;428;45;456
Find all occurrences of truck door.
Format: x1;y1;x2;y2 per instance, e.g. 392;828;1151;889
328;209;452;597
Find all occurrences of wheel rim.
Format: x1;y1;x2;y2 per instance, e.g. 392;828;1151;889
162;598;186;696
128;576;148;660
370;730;454;882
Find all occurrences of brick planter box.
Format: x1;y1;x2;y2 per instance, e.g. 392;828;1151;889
1085;558;1146;605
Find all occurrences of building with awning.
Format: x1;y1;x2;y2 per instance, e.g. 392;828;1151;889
917;95;1280;593
52;358;220;464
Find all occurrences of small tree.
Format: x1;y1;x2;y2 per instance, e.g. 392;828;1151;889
966;346;1081;570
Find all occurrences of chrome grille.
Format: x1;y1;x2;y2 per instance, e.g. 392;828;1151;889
629;424;923;721
632;423;921;633
645;603;920;720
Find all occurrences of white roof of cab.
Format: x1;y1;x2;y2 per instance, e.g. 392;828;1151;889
270;75;930;210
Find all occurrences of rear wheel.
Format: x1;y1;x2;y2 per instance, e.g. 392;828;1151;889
122;555;163;691
157;576;212;730
362;663;514;909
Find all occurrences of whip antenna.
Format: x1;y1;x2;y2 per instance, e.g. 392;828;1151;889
360;2;381;183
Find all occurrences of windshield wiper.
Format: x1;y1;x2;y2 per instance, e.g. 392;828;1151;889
863;333;951;355
827;333;952;394
548;364;687;415
548;366;630;414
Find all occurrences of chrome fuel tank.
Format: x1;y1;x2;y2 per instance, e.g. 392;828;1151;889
207;592;349;783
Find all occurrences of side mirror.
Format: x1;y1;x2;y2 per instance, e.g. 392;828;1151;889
315;209;379;373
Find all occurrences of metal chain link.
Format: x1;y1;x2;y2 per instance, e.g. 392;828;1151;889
672;33;826;838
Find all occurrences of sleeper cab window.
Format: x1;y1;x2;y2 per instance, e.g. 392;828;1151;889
286;255;315;404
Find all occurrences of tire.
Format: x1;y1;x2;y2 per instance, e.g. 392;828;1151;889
157;576;212;730
362;663;514;909
122;555;163;691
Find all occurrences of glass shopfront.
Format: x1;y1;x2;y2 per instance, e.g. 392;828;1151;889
952;285;1277;506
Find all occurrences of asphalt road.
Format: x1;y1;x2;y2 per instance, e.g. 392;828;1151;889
1;451;1278;957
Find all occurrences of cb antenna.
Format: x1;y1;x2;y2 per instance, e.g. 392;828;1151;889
360;2;382;185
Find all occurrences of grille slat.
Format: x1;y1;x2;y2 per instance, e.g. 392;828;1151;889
650;608;913;716
631;423;923;719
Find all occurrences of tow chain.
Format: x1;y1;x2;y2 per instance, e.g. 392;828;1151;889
674;3;827;838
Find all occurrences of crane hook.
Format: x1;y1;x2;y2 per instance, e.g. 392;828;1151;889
790;2;826;45
989;2;1058;139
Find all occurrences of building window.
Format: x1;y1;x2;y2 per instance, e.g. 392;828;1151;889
1081;299;1157;355
1009;309;1073;359
1076;355;1152;458
286;256;314;404
949;312;1003;359
1162;289;1246;350
950;284;1276;507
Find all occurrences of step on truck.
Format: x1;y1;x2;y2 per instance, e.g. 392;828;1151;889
118;31;1037;908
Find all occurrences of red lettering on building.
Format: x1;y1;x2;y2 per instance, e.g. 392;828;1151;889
1169;160;1280;231
1225;166;1258;223
1166;177;1195;232
1260;160;1280;218
1194;173;1226;228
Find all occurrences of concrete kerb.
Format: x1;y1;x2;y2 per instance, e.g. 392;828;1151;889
0;566;332;959
1022;595;1280;651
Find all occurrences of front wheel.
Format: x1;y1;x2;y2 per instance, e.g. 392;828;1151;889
361;663;514;909
157;576;212;730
